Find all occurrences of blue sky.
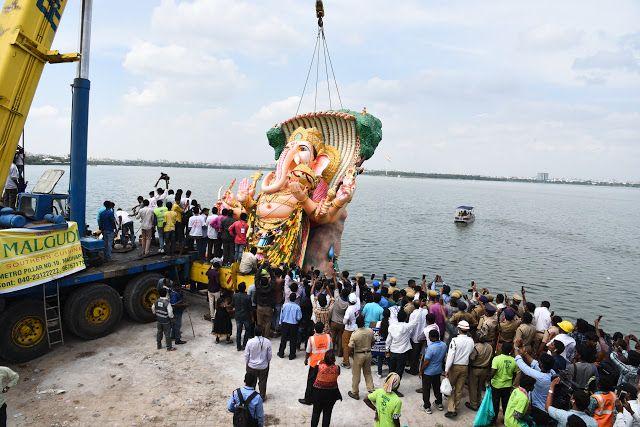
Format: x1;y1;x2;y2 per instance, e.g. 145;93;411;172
26;0;640;181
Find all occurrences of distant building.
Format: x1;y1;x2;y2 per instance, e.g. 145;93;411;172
536;172;549;182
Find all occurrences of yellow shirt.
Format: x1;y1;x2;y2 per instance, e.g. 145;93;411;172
171;203;183;223
164;210;178;232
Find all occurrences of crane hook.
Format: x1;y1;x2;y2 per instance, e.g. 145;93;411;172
316;0;325;28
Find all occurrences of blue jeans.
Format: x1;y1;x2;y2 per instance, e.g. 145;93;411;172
171;310;183;341
234;244;245;261
236;319;253;350
375;353;388;376
103;231;114;260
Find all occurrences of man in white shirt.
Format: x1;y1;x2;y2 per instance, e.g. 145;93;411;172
444;320;474;418
341;283;361;368
239;247;258;275
188;207;206;260
423;313;440;347
206;207;220;261
2;163;19;208
614;381;640;427
137;199;155;256
385;307;421;396
533;301;552;353
244;325;272;399
116;208;135;246
407;302;428;375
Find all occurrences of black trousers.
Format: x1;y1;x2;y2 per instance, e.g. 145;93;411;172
246;366;269;399
278;323;297;358
491;385;511;421
408;340;423;374
1;403;6;427
421;373;442;408
304;365;319;401
389;351;409;380
311;400;335;427
222;240;234;264
207;238;222;259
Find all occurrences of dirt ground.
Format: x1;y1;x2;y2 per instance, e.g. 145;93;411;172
4;295;476;426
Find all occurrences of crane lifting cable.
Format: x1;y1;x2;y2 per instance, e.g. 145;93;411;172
296;0;343;115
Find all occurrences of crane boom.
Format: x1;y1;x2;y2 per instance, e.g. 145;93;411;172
0;0;75;194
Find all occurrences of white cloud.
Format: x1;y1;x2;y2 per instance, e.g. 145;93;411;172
30;105;59;119
149;0;304;57
520;25;584;50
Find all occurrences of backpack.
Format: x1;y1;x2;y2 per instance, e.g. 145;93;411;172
232;388;259;427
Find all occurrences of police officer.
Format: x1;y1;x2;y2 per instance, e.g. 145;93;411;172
152;288;175;351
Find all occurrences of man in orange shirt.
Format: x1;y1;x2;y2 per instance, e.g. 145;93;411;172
299;322;332;405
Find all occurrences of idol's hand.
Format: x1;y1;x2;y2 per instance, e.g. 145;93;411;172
237;178;254;203
288;181;307;201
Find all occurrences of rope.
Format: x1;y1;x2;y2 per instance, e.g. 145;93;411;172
322;30;343;109
296;29;321;115
321;28;332;109
296;1;342;114
314;28;320;112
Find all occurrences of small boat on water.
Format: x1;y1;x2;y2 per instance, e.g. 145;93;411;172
454;205;475;224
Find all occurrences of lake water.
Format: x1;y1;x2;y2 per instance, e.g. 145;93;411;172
25;164;640;333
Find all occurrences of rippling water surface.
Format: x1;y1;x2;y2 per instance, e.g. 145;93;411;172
26;165;639;333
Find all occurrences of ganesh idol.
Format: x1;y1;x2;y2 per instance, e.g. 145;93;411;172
235;110;382;273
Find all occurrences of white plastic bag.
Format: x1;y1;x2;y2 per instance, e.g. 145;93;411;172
440;377;452;396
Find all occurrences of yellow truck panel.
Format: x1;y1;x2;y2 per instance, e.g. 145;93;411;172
189;261;254;292
0;0;71;192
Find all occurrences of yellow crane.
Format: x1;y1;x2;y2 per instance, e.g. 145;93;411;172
0;0;77;194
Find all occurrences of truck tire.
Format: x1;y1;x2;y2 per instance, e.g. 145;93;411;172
0;300;49;362
124;273;162;323
62;290;82;337
64;284;123;340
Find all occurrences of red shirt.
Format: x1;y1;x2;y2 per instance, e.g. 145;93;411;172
228;220;248;245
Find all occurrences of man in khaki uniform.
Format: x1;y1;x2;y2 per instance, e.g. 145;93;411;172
498;307;520;346
471;295;487;324
451;301;478;328
466;335;493;411
478;303;499;346
347;316;375;400
514;312;536;353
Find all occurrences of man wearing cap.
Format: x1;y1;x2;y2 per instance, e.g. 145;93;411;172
471;295;487;323
388;277;398;294
515;312;537;354
498;308;520;349
478;303;499;348
512;293;525;318
466;334;494;411
342;282;361;368
449;301;478;331
444;319;474;418
552;320;577;362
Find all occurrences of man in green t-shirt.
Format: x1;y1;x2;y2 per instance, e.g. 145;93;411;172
153;200;168;253
364;373;402;427
491;342;518;424
505;375;535;427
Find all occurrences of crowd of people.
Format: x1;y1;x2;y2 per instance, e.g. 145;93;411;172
95;185;250;266
152;261;639;427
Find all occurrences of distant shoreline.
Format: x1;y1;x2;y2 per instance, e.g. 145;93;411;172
25;155;640;189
